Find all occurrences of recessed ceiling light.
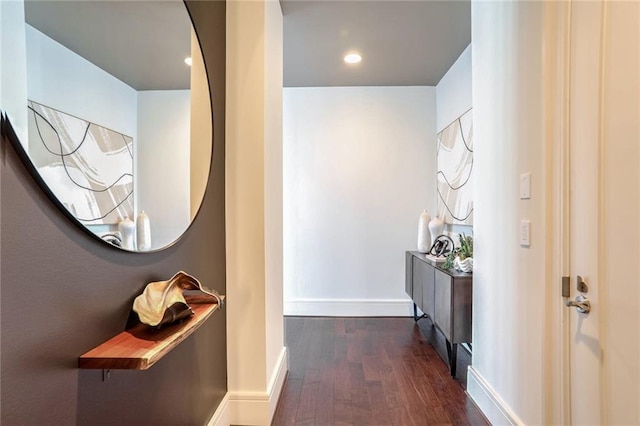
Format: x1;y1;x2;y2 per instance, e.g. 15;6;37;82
184;57;192;66
344;53;362;64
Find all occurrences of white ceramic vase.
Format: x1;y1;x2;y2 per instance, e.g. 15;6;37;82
136;210;151;251
454;257;473;273
428;216;444;244
417;210;431;253
118;217;136;250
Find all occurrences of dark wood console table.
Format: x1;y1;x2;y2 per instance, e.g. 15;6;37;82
405;251;472;377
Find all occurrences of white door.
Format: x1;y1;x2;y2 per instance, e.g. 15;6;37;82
566;0;640;423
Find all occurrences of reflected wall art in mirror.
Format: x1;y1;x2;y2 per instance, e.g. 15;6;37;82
0;0;213;252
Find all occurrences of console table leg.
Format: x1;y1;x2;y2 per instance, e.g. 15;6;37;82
445;341;457;377
450;343;457;377
413;303;429;323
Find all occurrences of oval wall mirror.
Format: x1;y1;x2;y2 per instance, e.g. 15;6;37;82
5;0;212;252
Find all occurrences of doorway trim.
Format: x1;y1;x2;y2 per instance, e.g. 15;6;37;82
542;1;572;424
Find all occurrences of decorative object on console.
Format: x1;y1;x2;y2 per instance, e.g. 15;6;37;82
425;254;447;263
437;109;473;225
444;233;473;272
428;215;444;245
426;233;454;263
136;210;151;251
118;217;136;250
453;256;473;273
417;209;432;253
428;234;454;256
133;271;223;328
27;100;134;225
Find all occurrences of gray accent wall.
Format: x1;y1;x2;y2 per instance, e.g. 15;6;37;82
0;1;227;424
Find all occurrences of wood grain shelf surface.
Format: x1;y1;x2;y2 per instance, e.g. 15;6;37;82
79;297;224;370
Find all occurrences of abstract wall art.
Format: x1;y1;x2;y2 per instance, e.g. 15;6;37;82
437;109;473;225
27;100;134;225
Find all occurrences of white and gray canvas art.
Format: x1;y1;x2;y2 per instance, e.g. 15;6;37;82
27;100;133;225
437;109;473;225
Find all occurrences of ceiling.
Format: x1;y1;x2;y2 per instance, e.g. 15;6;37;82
24;0;192;91
24;0;471;90
281;0;471;87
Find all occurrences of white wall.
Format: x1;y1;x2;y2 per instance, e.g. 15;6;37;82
468;2;547;424
225;1;286;424
436;44;472;133
25;25;137;139
137;90;191;250
283;86;437;316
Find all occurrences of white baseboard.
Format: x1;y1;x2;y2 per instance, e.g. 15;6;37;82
267;346;289;421
207;347;288;426
284;298;413;317
467;366;524;425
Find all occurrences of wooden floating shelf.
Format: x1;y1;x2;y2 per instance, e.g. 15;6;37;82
79;297;224;370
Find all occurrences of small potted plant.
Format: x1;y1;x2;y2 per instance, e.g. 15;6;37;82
443;233;473;273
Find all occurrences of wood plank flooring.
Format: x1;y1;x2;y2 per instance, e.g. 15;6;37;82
272;317;488;426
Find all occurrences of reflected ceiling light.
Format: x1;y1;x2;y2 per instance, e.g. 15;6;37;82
184;57;192;66
344;53;362;64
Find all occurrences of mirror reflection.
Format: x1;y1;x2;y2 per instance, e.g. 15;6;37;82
20;0;212;252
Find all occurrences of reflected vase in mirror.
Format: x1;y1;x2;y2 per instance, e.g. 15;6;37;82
136;211;151;252
0;0;213;252
118;217;136;251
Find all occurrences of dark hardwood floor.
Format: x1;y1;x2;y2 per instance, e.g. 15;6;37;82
272;317;489;426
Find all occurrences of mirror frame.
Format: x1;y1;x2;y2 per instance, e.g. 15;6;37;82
0;0;214;253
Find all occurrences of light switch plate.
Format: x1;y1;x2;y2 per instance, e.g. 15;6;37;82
520;172;531;199
520;220;531;247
